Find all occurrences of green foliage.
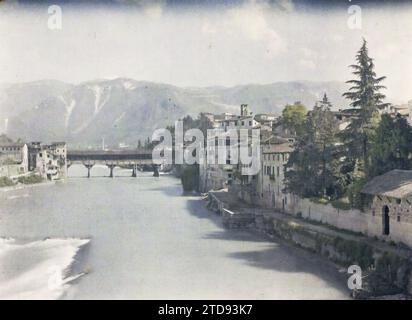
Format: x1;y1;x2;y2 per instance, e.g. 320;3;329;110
309;197;329;204
330;199;351;211
0;176;15;188
180;165;199;192
343;39;389;112
342;39;389;175
368;252;411;295
347;177;370;210
285;94;343;199
332;236;374;269
17;174;43;185
286;40;401;209
369;114;412;178
281;102;308;136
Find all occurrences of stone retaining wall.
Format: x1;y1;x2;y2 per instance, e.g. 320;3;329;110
286;195;412;248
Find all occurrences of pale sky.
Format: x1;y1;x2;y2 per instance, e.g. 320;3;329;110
0;0;411;102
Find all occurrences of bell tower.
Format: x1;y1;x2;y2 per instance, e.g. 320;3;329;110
240;104;250;116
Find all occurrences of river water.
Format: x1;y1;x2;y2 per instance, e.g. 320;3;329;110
0;165;349;299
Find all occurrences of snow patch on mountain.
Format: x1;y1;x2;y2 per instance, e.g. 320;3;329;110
122;80;136;90
90;85;110;116
58;96;76;129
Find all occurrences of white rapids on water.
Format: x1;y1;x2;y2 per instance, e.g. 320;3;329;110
0;238;89;299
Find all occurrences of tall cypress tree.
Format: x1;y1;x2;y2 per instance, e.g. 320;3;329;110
342;39;389;176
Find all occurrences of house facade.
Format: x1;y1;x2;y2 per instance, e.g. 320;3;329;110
199;104;273;192
0;142;29;177
36;142;67;180
257;136;294;211
361;170;412;247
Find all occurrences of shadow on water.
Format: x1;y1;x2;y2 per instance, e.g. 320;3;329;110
185;198;223;227
185;197;349;294
146;184;184;197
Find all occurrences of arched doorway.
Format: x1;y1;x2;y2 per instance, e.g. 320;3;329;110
382;205;390;235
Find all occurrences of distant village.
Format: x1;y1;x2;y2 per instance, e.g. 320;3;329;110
0;136;67;185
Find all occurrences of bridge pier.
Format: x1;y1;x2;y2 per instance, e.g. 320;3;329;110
153;165;160;177
83;162;94;178
107;164;116;178
131;164;137;177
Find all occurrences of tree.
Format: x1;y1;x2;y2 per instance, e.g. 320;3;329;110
308;94;341;197
342;39;389;176
281;102;308;137
369;114;412;177
285;94;342;199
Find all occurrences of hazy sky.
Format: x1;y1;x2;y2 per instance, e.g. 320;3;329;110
0;0;411;102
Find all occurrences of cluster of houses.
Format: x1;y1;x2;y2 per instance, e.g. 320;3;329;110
198;101;412;248
0;134;67;181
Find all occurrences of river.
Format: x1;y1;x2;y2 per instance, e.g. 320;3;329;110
0;165;350;299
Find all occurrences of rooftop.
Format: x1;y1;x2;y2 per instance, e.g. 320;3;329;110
263;143;294;154
262;135;290;145
0;143;25;148
361;169;412;199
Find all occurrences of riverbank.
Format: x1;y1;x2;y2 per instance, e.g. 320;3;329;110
207;190;412;299
0;179;57;193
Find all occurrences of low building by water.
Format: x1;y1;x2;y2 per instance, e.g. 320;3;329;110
36;142;67;180
0;135;29;178
362;169;412;247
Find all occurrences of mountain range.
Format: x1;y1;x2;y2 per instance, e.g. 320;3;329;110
0;78;350;147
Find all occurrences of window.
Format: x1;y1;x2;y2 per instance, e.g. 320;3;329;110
397;215;401;222
277;166;280;177
249;121;252;126
241;121;245;126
